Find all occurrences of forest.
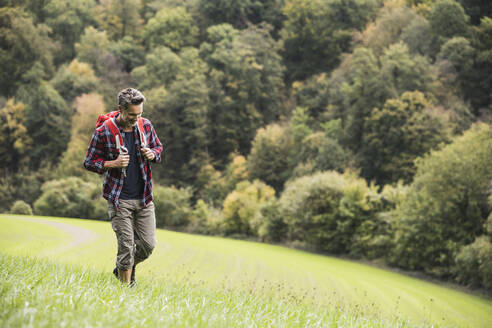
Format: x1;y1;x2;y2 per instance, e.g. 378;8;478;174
1;0;492;293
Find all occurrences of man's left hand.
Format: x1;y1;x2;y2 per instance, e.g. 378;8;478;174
141;147;155;161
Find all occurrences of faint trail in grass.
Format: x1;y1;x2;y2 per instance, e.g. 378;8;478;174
15;217;96;253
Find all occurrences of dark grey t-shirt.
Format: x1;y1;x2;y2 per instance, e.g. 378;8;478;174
119;131;144;200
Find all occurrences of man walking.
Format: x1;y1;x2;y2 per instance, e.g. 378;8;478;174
84;88;163;286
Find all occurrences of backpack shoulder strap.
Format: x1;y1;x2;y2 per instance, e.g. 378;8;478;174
105;117;124;151
137;118;147;148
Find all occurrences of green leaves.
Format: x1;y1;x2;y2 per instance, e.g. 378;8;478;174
34;177;105;220
0;99;32;174
281;0;378;82
143;7;198;50
391;123;492;276
0;7;55;96
279;171;382;254
360;91;450;185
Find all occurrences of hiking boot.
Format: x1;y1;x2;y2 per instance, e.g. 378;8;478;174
130;264;136;283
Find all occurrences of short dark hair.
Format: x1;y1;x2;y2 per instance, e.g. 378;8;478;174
118;88;146;110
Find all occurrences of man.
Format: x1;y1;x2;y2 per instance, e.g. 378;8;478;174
84;88;163;286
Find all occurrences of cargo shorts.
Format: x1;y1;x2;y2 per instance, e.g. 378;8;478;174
108;199;157;270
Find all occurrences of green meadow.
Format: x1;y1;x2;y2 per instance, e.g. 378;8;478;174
1;214;492;327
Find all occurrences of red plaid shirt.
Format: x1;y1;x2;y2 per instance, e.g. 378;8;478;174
84;115;163;209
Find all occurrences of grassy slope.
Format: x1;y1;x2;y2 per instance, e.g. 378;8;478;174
0;253;415;328
2;214;492;327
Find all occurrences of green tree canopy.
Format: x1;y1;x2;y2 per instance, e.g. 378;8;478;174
50;59;100;102
132;46;181;89
360;91;450;185
281;0;378;82
339;43;434;152
143;6;198;50
0;7;55;96
143;48;210;186
279;171;383;254
94;0;143;40
109;36;146;72
391;123;492;277
15;63;72;166
458;0;492;25
247;124;296;192
221;179;276;236
0;99;32;175
198;0;285;31
429;0;469;45
201;23;286;164
43;0;96;64
34;177;106;220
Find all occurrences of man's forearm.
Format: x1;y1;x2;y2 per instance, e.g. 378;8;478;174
104;160;116;170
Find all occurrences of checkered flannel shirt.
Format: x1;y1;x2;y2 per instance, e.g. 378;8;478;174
84;115;163;209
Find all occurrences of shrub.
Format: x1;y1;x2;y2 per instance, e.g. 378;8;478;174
390;123;492;277
33;177;105;220
187;199;222;235
153;185;193;228
195;164;228;207
454;236;492;290
220;180;276;237
254;200;287;242
50;59;99;101
10;200;33;215
247;124;296;192
279;171;383;255
292;132;352;177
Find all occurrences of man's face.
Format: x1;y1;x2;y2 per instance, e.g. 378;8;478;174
120;103;143;127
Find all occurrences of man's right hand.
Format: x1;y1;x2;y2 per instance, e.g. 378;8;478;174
104;152;129;169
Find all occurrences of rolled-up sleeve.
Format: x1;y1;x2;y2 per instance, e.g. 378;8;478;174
84;130;106;174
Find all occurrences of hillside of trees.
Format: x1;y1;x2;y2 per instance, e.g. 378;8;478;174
1;0;492;293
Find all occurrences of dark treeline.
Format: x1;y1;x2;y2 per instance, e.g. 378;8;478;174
1;0;492;292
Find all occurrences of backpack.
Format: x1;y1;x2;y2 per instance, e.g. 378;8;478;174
95;111;147;153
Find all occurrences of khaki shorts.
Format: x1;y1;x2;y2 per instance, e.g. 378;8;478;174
108;199;157;270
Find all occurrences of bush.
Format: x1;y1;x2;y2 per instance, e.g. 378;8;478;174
186;199;222;235
254;200;287;242
153;185;193;228
292;132;352;178
33;177;105;220
220;180;276;237
10;200;33;215
195;164;228;207
279;171;384;255
247;124;297;192
390;124;492;277
454;236;492;290
50;59;99;101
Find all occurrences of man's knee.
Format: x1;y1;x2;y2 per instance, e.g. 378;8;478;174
143;238;156;256
136;238;156;261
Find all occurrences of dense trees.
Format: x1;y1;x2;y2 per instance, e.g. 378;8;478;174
143;7;198;50
202;23;286;162
0;7;55;96
2;0;492;293
390;124;492;277
281;0;378;82
44;0;96;64
0;100;32;175
279;171;384;255
360;91;450;185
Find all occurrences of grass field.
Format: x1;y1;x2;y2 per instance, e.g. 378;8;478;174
1;214;492;327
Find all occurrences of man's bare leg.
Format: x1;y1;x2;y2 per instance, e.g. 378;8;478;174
118;268;132;284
